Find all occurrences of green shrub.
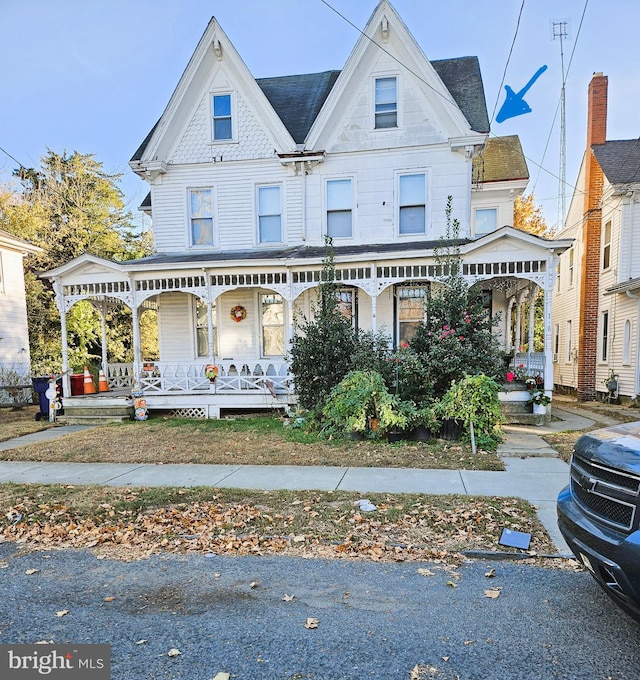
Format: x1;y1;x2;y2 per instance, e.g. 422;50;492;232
434;374;503;445
322;370;416;436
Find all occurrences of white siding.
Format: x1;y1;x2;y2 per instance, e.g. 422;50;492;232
157;293;195;362
0;248;32;377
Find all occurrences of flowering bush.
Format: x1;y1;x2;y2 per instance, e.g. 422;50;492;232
528;390;551;406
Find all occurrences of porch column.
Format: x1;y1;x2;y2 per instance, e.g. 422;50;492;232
543;285;554;392
527;285;536;353
505;299;514;351
514;301;522;352
131;302;141;383
53;281;71;397
100;300;108;371
370;294;378;335
207;299;215;363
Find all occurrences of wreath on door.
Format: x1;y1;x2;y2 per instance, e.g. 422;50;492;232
230;305;247;322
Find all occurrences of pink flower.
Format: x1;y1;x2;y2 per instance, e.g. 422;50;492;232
506;371;515;382
400;341;409;349
459;335;464;340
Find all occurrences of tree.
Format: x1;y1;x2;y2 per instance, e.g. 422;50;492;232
0;150;151;373
288;239;357;410
513;194;553;237
411;197;503;398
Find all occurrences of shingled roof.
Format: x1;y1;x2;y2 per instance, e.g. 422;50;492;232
132;56;489;161
256;70;340;145
593;140;640;186
472;135;529;184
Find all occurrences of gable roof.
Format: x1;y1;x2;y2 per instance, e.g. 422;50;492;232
0;228;41;255
473;135;529;183
592;139;640;185
131;7;489;161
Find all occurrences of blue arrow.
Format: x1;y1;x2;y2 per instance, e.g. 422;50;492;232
496;65;548;123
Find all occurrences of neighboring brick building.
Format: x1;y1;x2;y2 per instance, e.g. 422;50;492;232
553;73;640;401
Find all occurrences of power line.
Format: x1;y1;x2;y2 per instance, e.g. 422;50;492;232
489;0;526;128
318;0;461;112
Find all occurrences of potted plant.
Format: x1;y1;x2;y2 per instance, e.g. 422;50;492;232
409;405;439;441
322;370;415;440
528;389;551;415
204;364;219;383
435;374;503;444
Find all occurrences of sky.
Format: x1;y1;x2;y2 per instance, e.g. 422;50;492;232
1;0;638;232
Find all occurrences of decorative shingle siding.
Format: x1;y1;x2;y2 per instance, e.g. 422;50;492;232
171;94;273;165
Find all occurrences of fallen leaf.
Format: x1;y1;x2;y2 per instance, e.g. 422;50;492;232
446;580;457;588
304;618;319;629
55;610;69;618
484;568;496;578
25;568;40;575
0;562;8;569
292;535;306;543
484;588;501;599
463;640;475;645
135;640;147;645
104;596;116;602
442;656;450;661
417;568;435;577
211;674;230;680
249;581;259;589
167;648;182;657
282;594;295;601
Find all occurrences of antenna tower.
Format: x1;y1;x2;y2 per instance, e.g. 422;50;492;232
553;20;569;229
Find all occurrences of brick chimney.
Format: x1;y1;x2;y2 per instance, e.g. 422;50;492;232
577;73;608;401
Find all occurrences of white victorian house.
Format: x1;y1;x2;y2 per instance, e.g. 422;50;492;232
43;1;571;419
0;229;40;405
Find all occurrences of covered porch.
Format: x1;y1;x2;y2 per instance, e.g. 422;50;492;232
43;230;571;420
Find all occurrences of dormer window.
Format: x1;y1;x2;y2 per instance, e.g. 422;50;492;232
375;77;397;129
212;93;232;141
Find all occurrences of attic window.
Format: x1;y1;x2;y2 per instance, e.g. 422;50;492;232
212;94;232;141
374;77;397;129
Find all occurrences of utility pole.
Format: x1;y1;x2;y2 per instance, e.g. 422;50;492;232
553;20;569;230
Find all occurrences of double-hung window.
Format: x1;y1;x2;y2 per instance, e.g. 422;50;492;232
212;93;232;141
602;221;612;270
336;288;358;330
375;76;397;129
474;208;497;236
195;298;217;357
399;173;426;234
396;284;428;346
601;311;609;362
326;179;352;238
189;188;214;246
261;294;284;356
258;186;282;243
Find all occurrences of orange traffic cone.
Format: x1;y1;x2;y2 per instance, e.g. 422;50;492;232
83;366;96;394
98;369;109;392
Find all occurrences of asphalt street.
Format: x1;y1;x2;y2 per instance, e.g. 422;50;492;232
1;544;638;680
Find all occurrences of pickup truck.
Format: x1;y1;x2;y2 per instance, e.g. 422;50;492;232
557;420;640;623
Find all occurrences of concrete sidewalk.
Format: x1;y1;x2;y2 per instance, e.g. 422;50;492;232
0;406;597;556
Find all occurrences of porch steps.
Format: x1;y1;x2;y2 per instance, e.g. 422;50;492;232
58;400;133;425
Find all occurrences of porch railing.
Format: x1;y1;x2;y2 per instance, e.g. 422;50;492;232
107;361;292;396
512;352;545;377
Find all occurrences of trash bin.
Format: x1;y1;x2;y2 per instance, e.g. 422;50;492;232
70;373;84;395
32;376;63;421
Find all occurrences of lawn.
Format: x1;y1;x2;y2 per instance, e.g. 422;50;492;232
0;412;504;471
0;405;53;441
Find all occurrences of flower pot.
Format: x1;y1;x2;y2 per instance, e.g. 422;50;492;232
440;418;463;441
387;430;406;443
532;403;547;416
410;425;433;442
